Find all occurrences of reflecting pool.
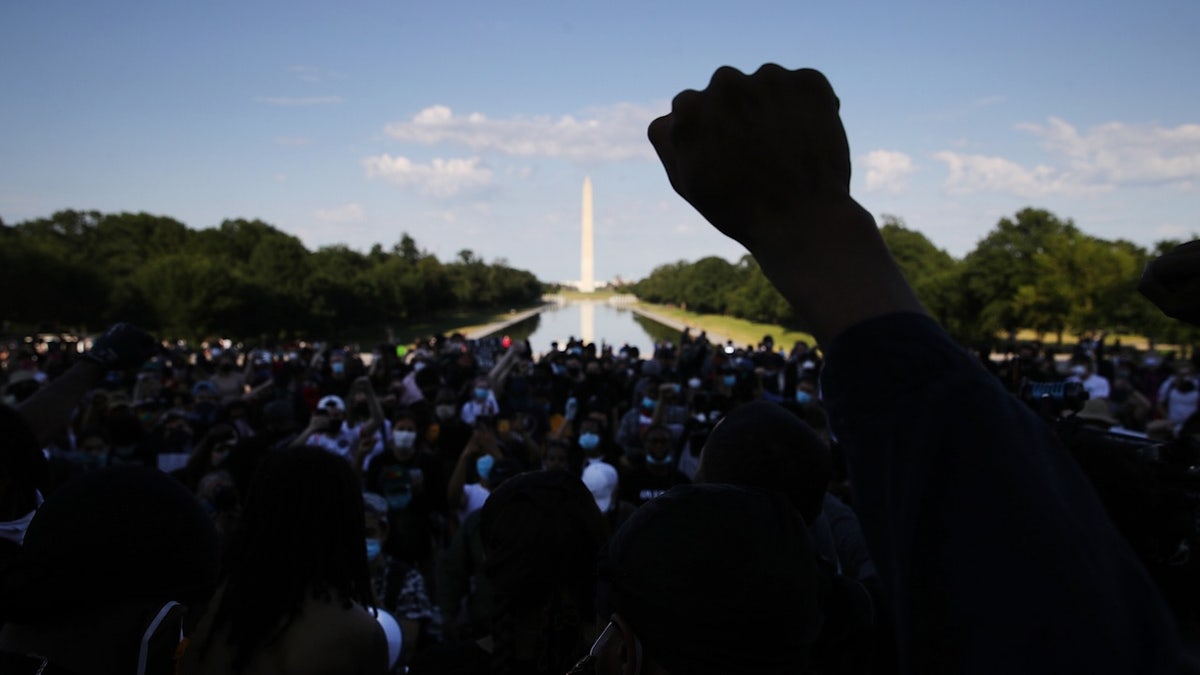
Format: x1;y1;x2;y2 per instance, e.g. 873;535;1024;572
501;301;680;357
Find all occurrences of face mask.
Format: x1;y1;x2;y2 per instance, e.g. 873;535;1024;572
579;432;601;450
1071;366;1086;377
723;375;737;387
688;378;702;390
475;387;489;400
365;538;383;561
352;403;369;417
393;430;417;449
646;453;674;466
331;362;346;375
386;492;412;510
476;454;495;482
75;451;108;470
795;390;813;404
641;397;656;411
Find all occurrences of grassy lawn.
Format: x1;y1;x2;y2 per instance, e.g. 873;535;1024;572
635;302;816;350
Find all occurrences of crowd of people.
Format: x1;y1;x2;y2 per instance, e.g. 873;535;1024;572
2;63;1198;674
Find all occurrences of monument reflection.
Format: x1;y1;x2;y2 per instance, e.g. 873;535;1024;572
504;301;677;357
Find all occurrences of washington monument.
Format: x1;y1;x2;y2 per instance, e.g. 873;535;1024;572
580;176;595;292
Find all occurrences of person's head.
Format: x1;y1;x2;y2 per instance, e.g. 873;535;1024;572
74;429;111;470
317;395;346;424
433;387;459;422
578;417;606;458
204;445;374;672
0;466;219;675
329;350;348;378
544;439;572;472
1070;359;1094;379
362;492;390;566
196;424;238;471
473;377;491;401
696;401;832;525
391;410;418;461
642;425;675;475
481;470;607;674
593;484;820;675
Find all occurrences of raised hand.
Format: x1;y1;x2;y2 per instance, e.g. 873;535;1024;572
649;65;925;344
84;323;157;371
648;64;851;251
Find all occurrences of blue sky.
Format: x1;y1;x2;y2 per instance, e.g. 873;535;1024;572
2;1;1197;284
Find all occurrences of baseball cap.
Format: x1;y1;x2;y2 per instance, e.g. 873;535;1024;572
317;395;346;412
582;462;618;513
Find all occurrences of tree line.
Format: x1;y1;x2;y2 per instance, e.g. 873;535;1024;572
631;207;1199;348
0;210;543;341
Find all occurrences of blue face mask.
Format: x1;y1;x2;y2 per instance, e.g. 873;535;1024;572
723;375;737;387
365;538;383;561
579;432;601;450
475;387;489;400
795;390;813;404
476;454;495;482
646;453;674;466
641;397;656;411
331;362;345;375
386;491;412;511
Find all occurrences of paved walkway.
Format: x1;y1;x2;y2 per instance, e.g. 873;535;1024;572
464;304;552;340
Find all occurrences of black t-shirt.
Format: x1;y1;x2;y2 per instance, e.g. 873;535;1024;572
364;450;443;563
620;462;690;507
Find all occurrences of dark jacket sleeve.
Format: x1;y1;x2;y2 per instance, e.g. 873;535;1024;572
821;313;1181;674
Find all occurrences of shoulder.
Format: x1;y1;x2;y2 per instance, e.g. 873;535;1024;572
266;599;388;675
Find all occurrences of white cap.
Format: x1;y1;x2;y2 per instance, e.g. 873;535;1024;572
317;395;346;412
582;462;618;513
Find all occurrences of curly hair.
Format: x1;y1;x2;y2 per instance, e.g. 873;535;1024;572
201;446;376;672
480;470;608;675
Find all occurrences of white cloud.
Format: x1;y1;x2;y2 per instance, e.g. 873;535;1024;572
254;96;344;106
313;203;365;223
933;118;1200;198
934;152;1109;197
382;103;658;163
363;154;493;197
1018;117;1200;188
861;150;916;193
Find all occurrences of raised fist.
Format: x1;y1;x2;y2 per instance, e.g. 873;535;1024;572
84;323;157;371
648;64;852;250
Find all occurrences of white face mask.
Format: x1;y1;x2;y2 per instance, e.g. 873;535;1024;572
393;430;417;450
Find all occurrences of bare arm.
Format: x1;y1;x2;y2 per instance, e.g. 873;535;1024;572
647;65;925;346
